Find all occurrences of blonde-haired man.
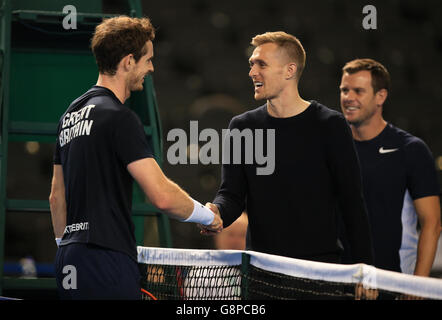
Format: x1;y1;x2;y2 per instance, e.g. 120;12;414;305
204;32;374;270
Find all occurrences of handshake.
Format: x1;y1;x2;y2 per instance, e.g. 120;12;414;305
199;202;223;235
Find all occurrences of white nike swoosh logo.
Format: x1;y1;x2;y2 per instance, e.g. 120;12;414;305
379;147;399;154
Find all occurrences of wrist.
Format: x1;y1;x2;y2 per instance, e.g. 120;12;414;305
183;199;215;225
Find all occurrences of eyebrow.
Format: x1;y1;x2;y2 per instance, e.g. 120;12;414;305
249;58;266;65
340;85;365;90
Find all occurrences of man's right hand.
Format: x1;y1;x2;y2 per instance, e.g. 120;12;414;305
199;203;223;235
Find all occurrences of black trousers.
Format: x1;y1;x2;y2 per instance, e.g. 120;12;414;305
55;243;141;300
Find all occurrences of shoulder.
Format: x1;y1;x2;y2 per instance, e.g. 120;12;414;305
82;87;140;122
309;101;350;135
228;104;266;129
311;101;346;123
88;97;141;130
88;93;123;113
63;86;123;118
78;88;143;126
387;124;431;153
389;125;433;163
112;108;144;136
383;124;436;169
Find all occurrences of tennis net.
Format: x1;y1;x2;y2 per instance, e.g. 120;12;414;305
137;246;442;300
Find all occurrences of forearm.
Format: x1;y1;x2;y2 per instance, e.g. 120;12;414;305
155;178;194;220
213;192;244;228
49;193;67;238
212;163;247;228
153;178;220;229
49;165;67;239
127;158;215;225
413;196;441;276
414;224;441;276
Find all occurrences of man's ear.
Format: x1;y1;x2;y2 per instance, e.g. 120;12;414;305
286;62;297;80
375;88;388;106
120;54;133;72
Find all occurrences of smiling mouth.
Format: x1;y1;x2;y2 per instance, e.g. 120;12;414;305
344;106;359;112
254;82;263;90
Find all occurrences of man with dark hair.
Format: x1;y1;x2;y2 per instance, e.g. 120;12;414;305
203;32;374;268
339;58;441;276
49;16;222;300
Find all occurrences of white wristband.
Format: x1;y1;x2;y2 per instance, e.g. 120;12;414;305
55;238;61;247
183;199;215;226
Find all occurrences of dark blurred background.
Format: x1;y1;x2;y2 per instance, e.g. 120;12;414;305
4;0;442;275
137;0;442;251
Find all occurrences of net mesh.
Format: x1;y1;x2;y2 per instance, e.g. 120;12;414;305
137;246;442;300
245;264;354;300
140;264;242;300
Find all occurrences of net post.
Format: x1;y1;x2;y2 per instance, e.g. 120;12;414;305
241;252;250;300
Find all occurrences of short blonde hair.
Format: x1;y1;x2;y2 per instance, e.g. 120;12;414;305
251;31;306;80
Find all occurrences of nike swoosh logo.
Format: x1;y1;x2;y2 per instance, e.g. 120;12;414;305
379;147;399;154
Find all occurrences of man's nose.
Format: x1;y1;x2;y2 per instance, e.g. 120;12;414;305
249;65;257;78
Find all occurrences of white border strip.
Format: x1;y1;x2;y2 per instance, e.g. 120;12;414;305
137;246;243;266
369;266;442;300
247;250;362;284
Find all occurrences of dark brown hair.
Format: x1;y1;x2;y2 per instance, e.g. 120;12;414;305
91;16;155;75
342;58;391;93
